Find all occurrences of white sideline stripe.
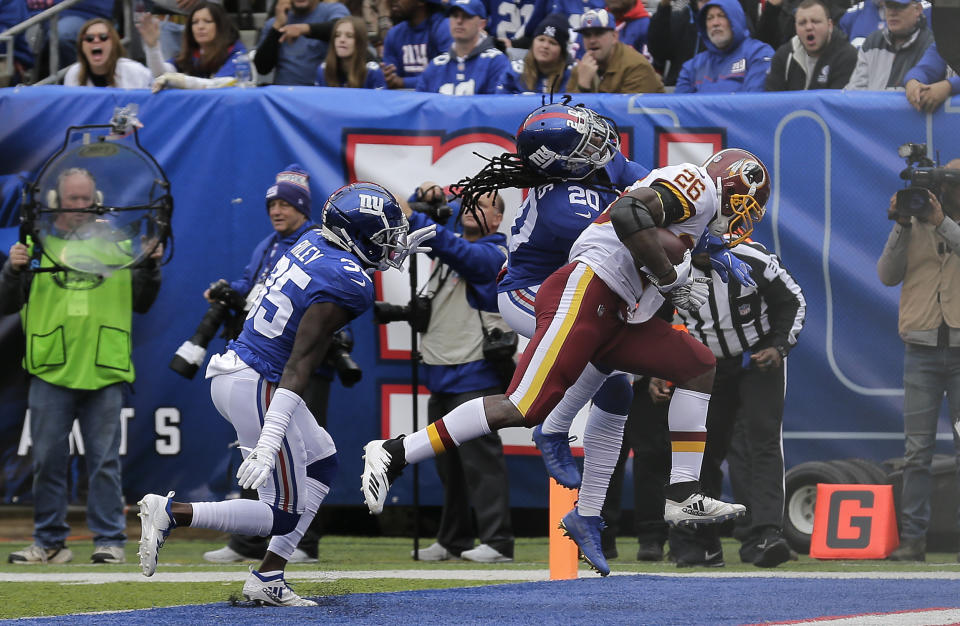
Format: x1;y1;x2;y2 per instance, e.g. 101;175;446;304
5;570;960;583
769;608;960;625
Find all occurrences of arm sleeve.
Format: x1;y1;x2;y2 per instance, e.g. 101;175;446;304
620;56;665;93
131;260;163;314
903;41;946;86
143;41;176;76
845;49;869;90
936;215;960;256
741;43;773;92
826;45;858;88
407;212;506;283
254;26;282;74
764;47;786;91
752;249;806;352
0;261;28;315
876;223;910;286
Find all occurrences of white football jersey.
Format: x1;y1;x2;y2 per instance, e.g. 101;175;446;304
569;163;720;323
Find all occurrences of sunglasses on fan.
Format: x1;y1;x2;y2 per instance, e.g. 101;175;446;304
84;33;109;42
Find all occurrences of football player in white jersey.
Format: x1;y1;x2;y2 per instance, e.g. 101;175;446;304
363;147;771;576
136;183;435;605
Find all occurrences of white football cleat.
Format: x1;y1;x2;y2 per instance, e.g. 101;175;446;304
137;491;176;577
243;569;317;607
361;440;394;515
664;492;746;527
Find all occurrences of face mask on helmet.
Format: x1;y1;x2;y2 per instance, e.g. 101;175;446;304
516;104;620;180
704;148;770;246
321;182;409;271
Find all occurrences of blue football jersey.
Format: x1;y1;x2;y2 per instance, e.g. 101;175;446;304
415;37;510;94
486;0;537;42
230;230;374;382
381;13;454;89
498;151;649;293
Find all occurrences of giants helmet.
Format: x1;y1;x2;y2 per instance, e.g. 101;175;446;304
704;148;770;246
516;103;620;180
321;182;409;271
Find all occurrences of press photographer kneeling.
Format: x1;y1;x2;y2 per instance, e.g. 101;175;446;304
878;148;960;562
175;165;360;564
373;182;516;563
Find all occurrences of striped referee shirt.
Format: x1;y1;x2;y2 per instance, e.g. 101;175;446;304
678;241;806;359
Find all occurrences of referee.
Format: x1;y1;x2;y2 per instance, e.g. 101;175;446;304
662;239;805;568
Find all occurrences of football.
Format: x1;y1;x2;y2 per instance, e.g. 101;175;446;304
656;228;695;264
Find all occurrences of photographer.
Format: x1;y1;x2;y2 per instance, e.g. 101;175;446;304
381;181;515;563
199;164;346;565
878;158;960;562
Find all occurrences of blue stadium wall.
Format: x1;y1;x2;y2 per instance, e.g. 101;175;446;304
0;86;958;510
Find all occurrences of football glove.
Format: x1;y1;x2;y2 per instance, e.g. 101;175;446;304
391;223;437;267
236;445;275;490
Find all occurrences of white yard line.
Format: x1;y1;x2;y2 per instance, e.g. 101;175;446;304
4;570;960;583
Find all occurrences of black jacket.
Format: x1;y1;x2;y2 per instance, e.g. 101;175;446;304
764;28;858;90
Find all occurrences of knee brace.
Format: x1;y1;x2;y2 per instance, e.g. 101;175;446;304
306;453;339;487
269;507;301;536
592;373;633;416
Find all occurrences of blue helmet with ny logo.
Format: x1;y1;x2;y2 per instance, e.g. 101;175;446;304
321;182;408;271
515;103;620;181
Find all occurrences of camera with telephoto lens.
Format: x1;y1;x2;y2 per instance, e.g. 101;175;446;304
324;328;362;387
482;327;518;390
169;280;248;379
896;143;960;217
372;296;432;333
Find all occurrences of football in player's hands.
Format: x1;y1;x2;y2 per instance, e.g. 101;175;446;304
656;228;695;264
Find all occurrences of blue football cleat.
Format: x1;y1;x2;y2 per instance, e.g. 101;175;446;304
559;508;610;576
532;424;581;489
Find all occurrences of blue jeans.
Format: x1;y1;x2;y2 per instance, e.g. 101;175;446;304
29;378;126;548
900;343;960;539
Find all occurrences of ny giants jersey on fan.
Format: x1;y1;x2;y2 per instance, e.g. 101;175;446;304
570;163;719;323
229;230;374;382
497;151;649;293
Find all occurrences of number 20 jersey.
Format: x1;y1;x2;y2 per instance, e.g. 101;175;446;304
229;229;374;382
570;163;720;323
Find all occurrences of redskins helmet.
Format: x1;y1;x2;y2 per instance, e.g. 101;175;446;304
704;148;770;246
516;103;620;181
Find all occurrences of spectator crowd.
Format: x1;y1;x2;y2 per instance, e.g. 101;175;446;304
0;0;954;102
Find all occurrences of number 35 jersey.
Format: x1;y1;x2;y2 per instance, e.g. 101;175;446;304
229;229;374;382
570;163;719;323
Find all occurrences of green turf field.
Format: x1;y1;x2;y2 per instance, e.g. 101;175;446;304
2;536;959;619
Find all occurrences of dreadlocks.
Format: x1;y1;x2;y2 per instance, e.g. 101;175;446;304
452;150;622;234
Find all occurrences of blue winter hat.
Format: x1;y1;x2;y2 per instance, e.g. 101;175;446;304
266;163;311;218
446;0;486;19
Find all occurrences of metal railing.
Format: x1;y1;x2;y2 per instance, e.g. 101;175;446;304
0;0;132;86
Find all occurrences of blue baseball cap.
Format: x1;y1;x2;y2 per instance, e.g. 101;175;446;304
446;0;486;18
575;8;615;31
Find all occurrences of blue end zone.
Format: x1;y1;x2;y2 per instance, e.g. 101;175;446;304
29;575;960;624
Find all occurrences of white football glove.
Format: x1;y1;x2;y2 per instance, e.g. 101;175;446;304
667;277;711;311
392;223;437;267
236;445;275;490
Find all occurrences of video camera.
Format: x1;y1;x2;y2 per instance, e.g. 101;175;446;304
896;143;960;217
169;280;248;379
373;295;432;333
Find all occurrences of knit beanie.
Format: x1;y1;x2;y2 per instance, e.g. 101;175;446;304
533;13;570;54
266;163;311;218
